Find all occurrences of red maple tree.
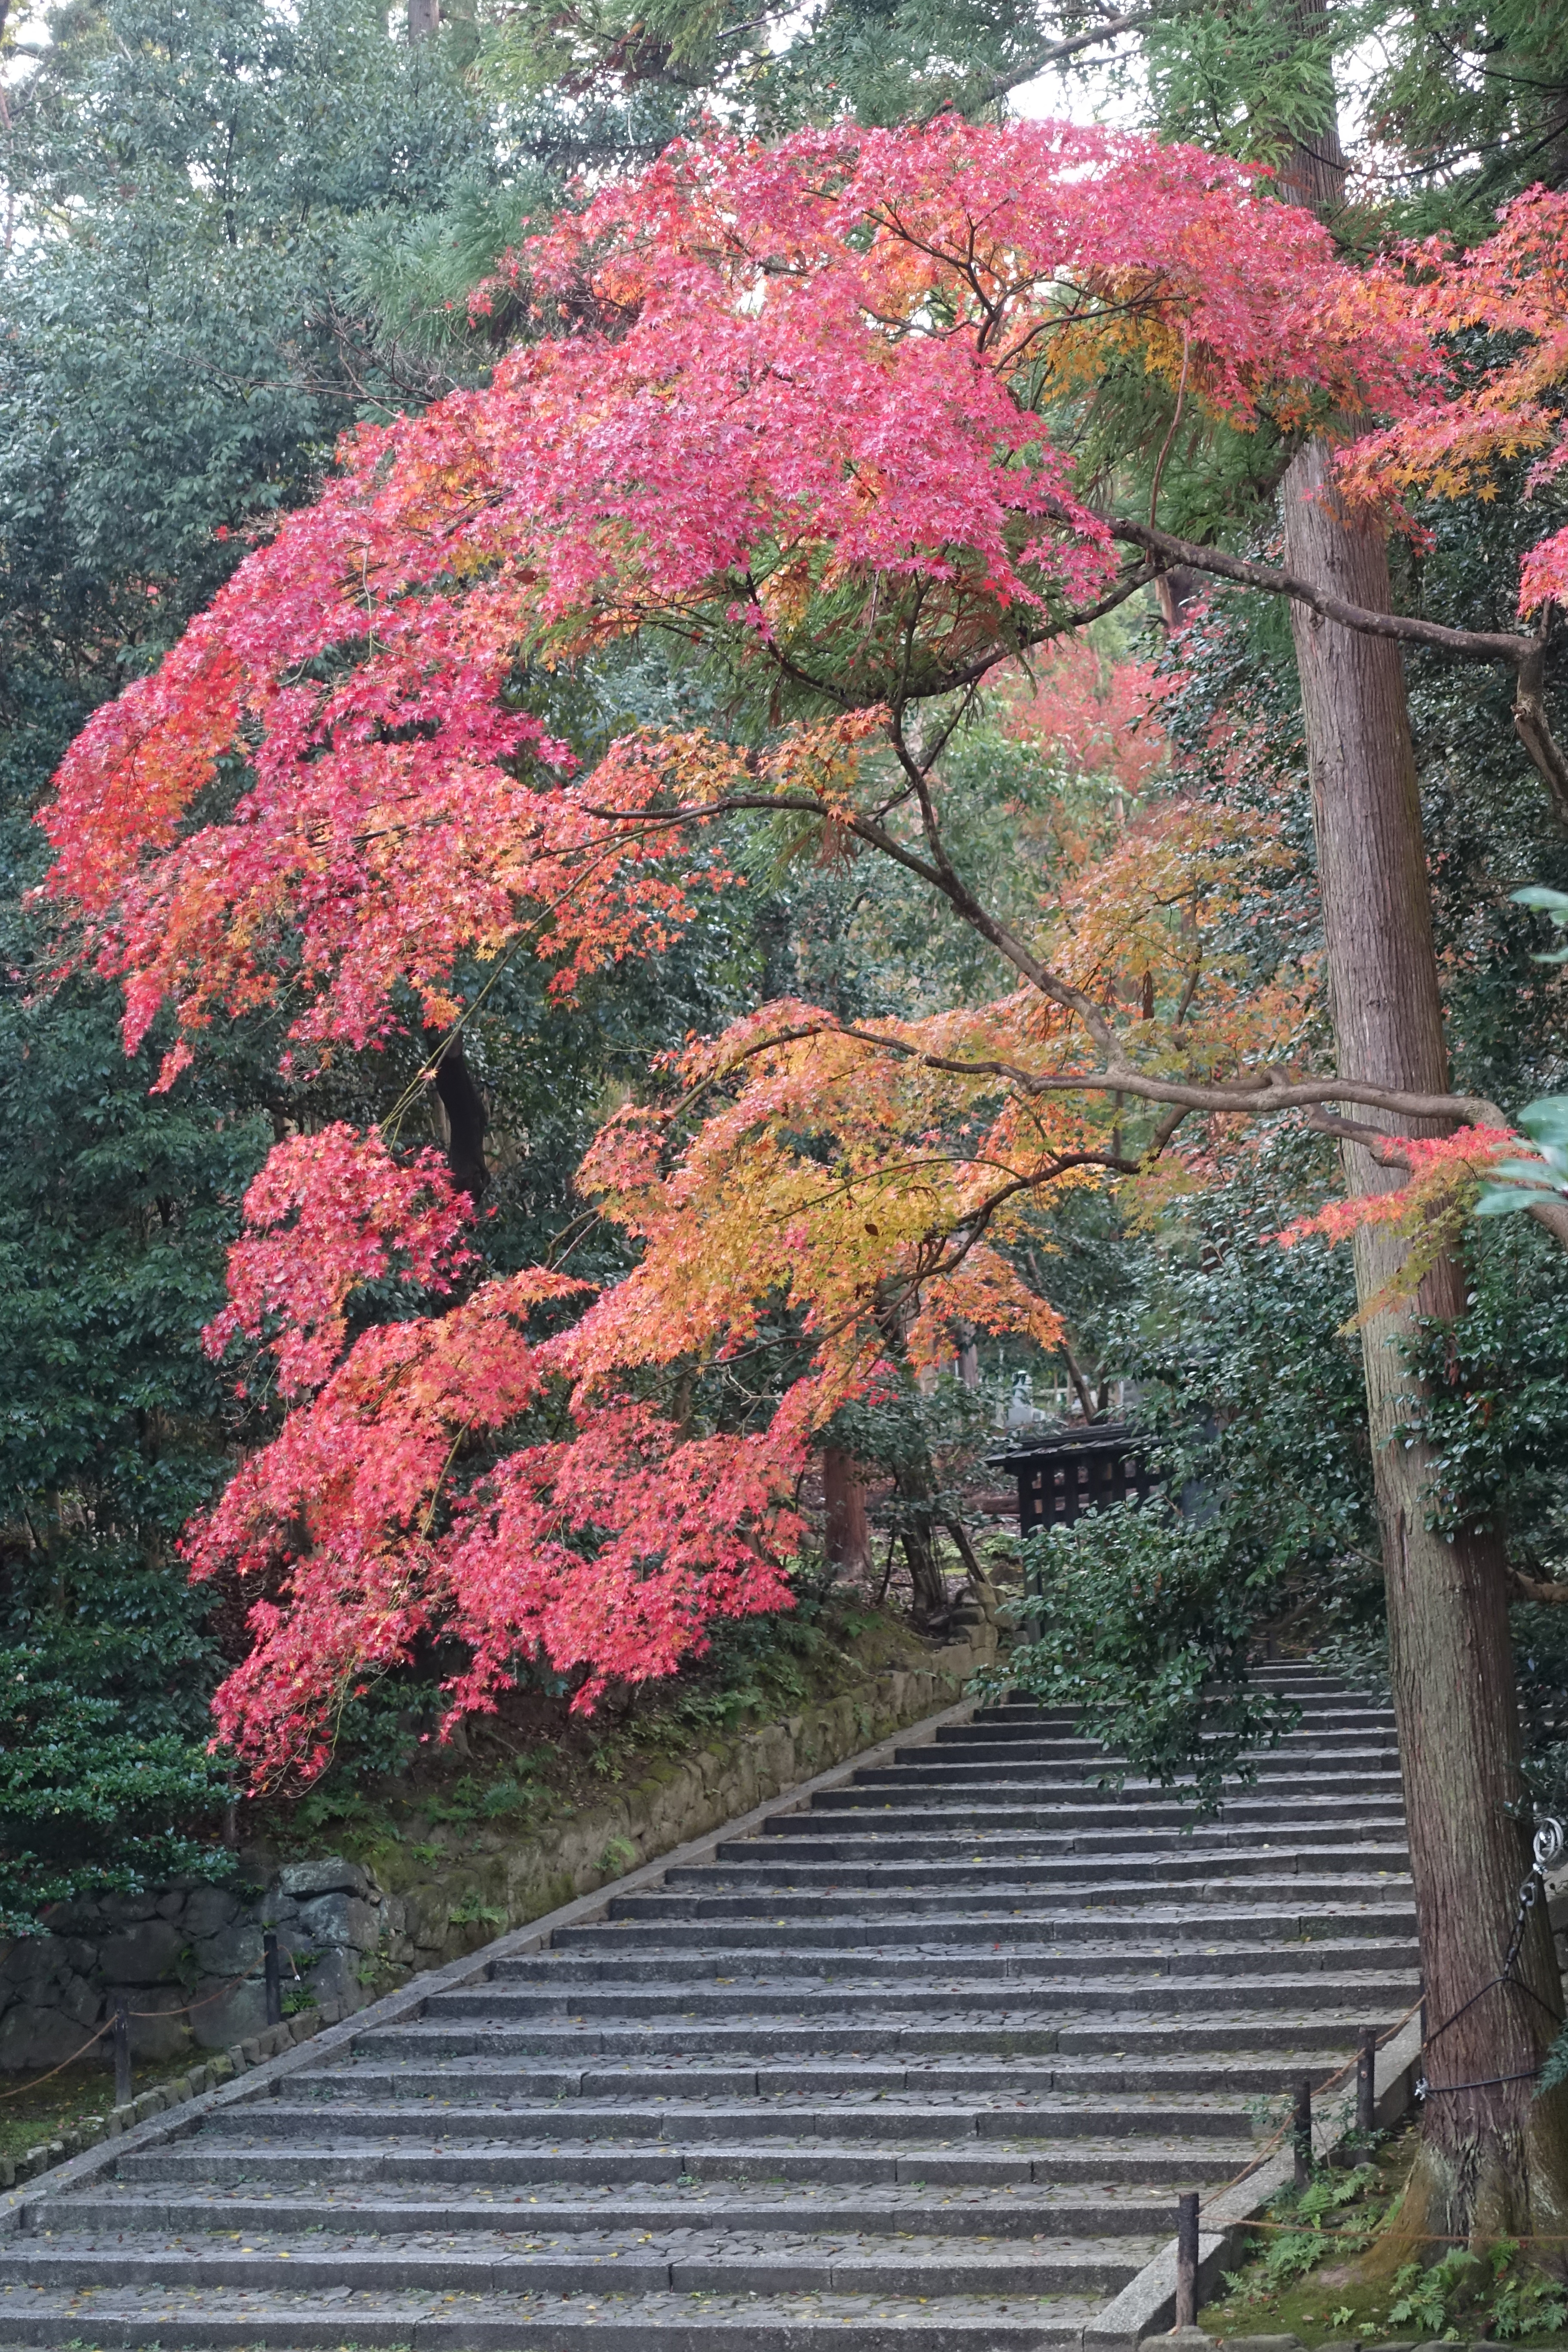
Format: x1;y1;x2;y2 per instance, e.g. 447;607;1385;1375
37;122;1568;1782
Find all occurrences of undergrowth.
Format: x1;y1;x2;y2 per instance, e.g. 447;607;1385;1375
243;1558;985;1873
1200;2131;1568;2345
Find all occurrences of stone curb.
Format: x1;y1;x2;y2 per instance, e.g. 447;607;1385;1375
2;1681;983;2240
1085;2009;1425;2348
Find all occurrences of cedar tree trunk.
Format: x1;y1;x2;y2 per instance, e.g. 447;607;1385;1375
1283;437;1568;2238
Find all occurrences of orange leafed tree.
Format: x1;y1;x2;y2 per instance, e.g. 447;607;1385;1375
37;122;1568;1783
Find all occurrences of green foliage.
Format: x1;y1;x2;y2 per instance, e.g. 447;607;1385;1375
0;1650;233;1933
991;1499;1300;1809
1387;2249;1479;2336
1486;2241;1568;2339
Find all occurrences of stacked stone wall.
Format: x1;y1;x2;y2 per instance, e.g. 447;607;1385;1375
0;1615;996;2076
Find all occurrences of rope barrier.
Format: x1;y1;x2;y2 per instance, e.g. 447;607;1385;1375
0;1944;300;2107
1418;1818;1565;2101
0;2016;113;2102
1197;1995;1424;2219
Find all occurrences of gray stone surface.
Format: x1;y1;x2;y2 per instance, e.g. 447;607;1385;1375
182;1884;240;1941
278;1856;374;1903
189;1917;262;1980
0;2003;88;2070
0;1664;1421;2352
189;1976;268;2054
297;1890;380;1951
98;1919;184;1984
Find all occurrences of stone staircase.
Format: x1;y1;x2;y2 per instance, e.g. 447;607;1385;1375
0;1663;1415;2350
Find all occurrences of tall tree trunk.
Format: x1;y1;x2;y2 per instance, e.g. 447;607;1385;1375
427;1032;488;1200
1284;443;1568;2238
1267;0;1568;2225
824;1449;872;1575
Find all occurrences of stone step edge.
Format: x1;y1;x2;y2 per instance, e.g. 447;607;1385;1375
1084;2005;1424;2346
4;1686;985;2242
0;2295;1099;2349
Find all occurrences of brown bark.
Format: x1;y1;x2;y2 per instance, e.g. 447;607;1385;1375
1284;435;1568;2238
408;0;439;36
823;1449;872;1575
900;1510;949;1623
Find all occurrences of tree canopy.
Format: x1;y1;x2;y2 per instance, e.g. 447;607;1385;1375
36;116;1568;1782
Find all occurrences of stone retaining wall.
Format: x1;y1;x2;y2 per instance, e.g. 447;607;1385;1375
1;1612;997;2076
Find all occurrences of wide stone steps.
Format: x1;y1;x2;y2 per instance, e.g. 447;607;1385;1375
0;1664;1412;2349
117;2134;1248;2186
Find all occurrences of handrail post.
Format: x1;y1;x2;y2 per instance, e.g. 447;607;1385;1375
263;1927;282;2027
1357;2024;1377;2136
1175;2188;1200;2326
1293;2074;1313;2188
112;1993;132;2108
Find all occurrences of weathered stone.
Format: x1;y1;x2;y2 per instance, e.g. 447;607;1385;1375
115;1985;191;2062
0;2001;89;2072
156;1890;187;1921
54;1969;100;2030
296;1891;380;1951
2;1935;67;1985
99;1918;184;1984
277;1856;374;1902
99;1893;159;1924
191;1918;262;1980
182;1884;240;1942
303;1947;362;2013
189;1976;267;2053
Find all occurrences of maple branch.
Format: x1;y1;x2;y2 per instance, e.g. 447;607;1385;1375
1098;514;1568;823
1104;513;1528;664
685;1017;1520;1164
1510;1568;1568;1605
1304;1106;1415;1166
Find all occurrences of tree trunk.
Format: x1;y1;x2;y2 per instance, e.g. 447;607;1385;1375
899;1506;949;1624
408;0;439;35
1283;437;1568;2239
824;1449;872;1575
427;1032;488;1200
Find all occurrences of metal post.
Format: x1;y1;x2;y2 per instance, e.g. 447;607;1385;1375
112;1994;133;2108
1175;2189;1200;2327
1357;2025;1377;2136
263;1928;282;2027
1293;2074;1313;2189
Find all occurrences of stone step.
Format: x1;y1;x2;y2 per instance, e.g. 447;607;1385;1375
279;2037;1386;2102
852;1763;1402;1791
165;2094;1265;2141
496;1936;1417;1977
352;2014;1392;2061
546;1926;1419;1967
804;1791;1405;1826
605;1892;1417;1929
117;2136;1248;2187
0;2229;1164;2297
919;1727;1395;1756
943;1712;1392;1736
423;1973;1413;2022
42;2184;1179;2239
0;2284;1107;2347
741;1829;1411;1862
682;1861;1412;1896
